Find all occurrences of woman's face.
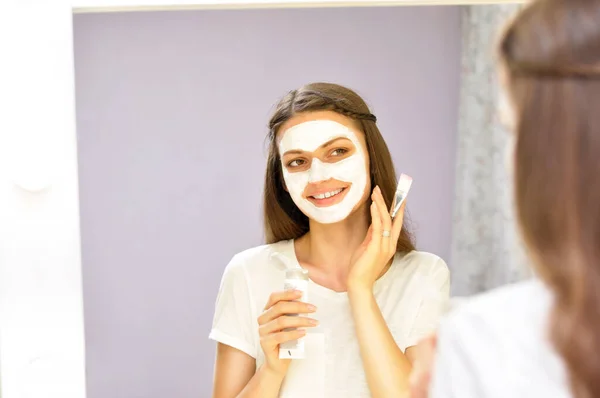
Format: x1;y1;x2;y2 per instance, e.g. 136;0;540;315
277;110;371;224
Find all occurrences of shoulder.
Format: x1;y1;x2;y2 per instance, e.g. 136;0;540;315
222;240;291;279
228;244;274;267
441;279;552;345
393;250;450;283
449;279;549;324
432;280;566;394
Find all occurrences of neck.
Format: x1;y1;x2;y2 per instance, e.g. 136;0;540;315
297;203;370;275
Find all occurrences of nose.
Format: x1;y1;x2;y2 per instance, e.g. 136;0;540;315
308;158;328;183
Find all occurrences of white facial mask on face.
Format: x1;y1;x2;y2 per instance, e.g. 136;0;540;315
278;120;368;224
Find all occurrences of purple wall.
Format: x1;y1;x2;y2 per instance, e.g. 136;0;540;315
73;6;461;398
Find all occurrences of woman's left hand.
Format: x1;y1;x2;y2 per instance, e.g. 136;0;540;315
408;334;438;398
348;185;406;291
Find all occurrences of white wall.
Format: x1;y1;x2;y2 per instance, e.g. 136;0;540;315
0;3;86;398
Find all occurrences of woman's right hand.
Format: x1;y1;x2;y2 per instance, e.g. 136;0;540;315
257;290;319;377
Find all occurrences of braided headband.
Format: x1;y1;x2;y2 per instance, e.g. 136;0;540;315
508;61;600;78
318;103;377;123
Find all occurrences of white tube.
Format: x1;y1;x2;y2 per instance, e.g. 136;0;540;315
279;268;309;359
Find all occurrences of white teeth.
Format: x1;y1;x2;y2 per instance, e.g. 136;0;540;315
313;188;343;200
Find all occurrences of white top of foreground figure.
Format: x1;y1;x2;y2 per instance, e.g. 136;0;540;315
430;279;570;398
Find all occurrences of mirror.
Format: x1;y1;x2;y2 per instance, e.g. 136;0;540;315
73;5;463;397
1;2;528;398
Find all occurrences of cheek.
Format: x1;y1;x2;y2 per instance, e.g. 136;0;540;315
363;155;371;193
352;160;371;207
361;177;372;204
283;170;309;195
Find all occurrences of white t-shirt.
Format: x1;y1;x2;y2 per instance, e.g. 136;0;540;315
430;280;570;398
209;239;450;398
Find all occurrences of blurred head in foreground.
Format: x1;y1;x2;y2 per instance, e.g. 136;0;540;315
499;0;600;396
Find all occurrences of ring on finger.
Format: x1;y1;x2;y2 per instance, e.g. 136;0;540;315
382;230;391;238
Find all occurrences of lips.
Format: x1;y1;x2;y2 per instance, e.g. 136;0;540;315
311;188;343;200
305;186;349;207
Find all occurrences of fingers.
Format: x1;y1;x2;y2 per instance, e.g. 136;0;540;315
409;371;430;398
369;196;382;251
363;225;373;247
261;329;307;350
259;315;319;336
415;334;437;364
409;334;437;398
372;186;394;255
263;290;302;311
373;186;392;235
258;300;317;325
391;199;406;242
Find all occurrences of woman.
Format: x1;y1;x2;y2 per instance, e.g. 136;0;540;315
209;82;450;398
411;0;600;397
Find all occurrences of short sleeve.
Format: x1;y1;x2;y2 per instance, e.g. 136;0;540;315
405;258;450;348
208;255;257;358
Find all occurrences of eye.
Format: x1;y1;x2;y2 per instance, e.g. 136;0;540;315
287;158;306;168
330;148;349;157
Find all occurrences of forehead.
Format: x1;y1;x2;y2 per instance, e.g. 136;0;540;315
278;120;359;153
278;111;363;152
278;110;358;133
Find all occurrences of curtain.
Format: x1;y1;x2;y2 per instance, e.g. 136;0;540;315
450;4;531;296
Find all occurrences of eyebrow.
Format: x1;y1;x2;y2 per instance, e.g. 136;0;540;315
282;137;352;156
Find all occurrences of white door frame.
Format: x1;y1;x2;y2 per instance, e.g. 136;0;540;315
0;0;521;397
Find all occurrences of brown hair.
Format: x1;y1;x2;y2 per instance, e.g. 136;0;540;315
499;1;600;397
263;82;415;253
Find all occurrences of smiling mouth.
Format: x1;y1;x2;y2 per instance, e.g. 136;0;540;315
311;188;344;200
306;187;349;207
